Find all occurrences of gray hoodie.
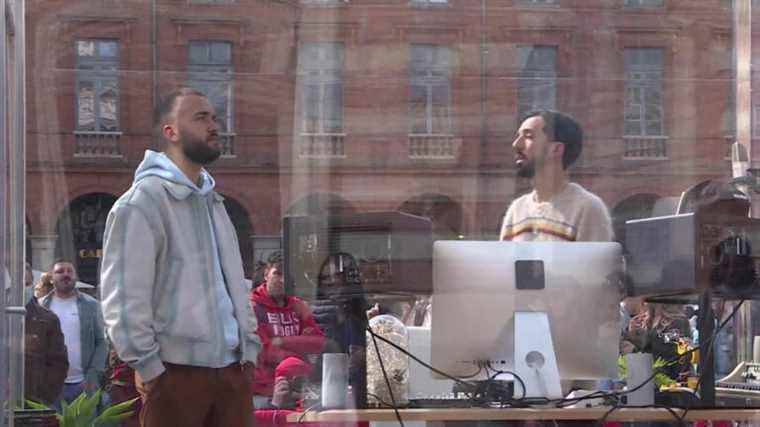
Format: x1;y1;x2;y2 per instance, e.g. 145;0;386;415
100;150;260;381
133;151;240;363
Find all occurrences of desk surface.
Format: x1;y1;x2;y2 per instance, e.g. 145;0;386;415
287;408;760;423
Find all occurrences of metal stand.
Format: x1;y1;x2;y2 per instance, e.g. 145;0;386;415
697;290;716;407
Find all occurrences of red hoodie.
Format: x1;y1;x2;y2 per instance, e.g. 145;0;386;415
251;283;326;396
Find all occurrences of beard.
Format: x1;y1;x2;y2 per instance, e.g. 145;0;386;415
179;129;221;165
516;159;536;178
54;280;76;295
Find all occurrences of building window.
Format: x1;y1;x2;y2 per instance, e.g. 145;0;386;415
410;0;448;7
517;0;559;6
76;39;119;132
517;45;557;120
188;40;234;134
624;48;664;136
298;43;344;134
752;103;760;139
624;0;664;8
409;44;452;135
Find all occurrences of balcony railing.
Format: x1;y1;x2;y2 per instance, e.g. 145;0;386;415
74;131;123;158
408;134;460;160
219;133;236;157
299;133;346;158
623;136;668;160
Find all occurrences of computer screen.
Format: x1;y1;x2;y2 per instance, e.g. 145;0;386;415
282;211;433;299
430;241;622;386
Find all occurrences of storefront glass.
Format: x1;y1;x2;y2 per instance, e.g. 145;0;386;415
4;0;760;424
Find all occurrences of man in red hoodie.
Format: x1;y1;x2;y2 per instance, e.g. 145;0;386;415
251;252;326;403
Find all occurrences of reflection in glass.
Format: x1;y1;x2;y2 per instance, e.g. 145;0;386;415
99;83;118;132
76;39;120;132
77;40;94;57
77;82;95;131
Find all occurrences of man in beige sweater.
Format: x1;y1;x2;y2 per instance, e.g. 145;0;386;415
500;110;613;242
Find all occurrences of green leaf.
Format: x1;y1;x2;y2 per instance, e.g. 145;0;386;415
60;401;76;427
79;389;101;420
94;410;136;427
95;397;138;422
24;399;50;410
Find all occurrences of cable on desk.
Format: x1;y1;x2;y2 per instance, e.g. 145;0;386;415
367;392;396;408
297;402;322;424
360;294;746;415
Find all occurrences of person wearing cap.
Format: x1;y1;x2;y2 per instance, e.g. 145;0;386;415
253;357;368;427
501;110;613;242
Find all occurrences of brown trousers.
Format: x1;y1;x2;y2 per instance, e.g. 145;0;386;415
135;363;252;427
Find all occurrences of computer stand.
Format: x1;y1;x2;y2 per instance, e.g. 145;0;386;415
514;311;563;399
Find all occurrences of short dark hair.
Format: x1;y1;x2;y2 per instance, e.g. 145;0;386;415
520;110;583;169
153;87;207;132
266;251;283;268
50;259;75;273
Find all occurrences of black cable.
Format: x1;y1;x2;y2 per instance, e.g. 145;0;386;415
596;404;687;427
358;294;746;415
485;362;527;401
367;392;395;408
579;296;748;411
368;324;406;427
365;325;479;391
296;402;322;424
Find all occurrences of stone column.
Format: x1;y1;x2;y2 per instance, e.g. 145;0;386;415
28;234;57;272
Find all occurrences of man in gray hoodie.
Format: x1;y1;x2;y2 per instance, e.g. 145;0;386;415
100;87;260;427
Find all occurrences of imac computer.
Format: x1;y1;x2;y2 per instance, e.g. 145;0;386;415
430;241;622;399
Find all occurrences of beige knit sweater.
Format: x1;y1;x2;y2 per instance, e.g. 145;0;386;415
500;182;614;242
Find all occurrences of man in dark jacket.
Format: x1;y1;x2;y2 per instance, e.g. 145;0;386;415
23;262;69;405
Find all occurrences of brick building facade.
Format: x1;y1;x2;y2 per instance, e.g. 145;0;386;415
25;0;738;284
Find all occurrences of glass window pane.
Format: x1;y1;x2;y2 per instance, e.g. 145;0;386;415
98;81;119;131
211;42;232;64
189;42;209;64
77;40;95;57
98;40;118;58
324;83;343;133
77;81;95;130
410;84;427;133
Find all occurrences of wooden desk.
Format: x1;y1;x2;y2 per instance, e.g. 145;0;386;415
287;407;760;423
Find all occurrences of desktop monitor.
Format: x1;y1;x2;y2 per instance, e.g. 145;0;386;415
430;241;622;397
